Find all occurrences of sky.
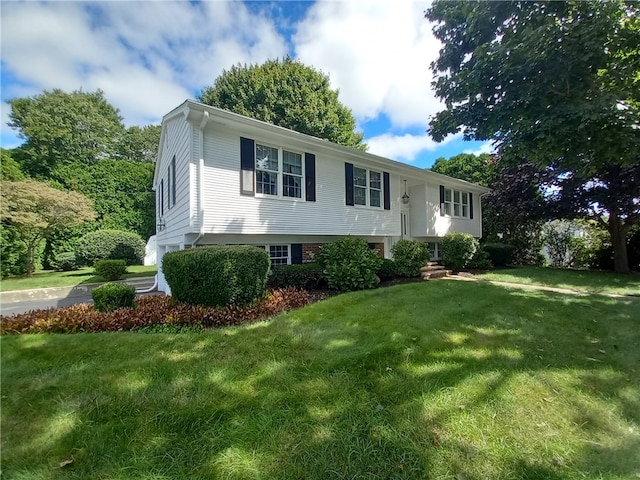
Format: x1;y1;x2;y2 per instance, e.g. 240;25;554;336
0;0;493;168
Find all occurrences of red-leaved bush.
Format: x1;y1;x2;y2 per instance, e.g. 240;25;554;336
0;288;315;335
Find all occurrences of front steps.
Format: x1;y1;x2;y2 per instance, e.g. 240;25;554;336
420;262;452;280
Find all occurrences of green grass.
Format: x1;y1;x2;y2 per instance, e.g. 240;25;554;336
475;266;640;296
0;265;157;292
2;281;639;479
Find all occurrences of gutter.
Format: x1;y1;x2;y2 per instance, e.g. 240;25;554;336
192;111;209;247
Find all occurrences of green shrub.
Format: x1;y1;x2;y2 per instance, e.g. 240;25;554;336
468;247;493;270
317;237;382;292
53;252;79;272
76;229;145;266
92;282;136;313
391;240;431;277
163;245;271;307
377;258;397;280
94;259;128;281
267;263;327;290
483;243;515;267
441;233;478;271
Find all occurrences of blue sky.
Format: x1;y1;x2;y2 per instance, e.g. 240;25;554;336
0;1;492;168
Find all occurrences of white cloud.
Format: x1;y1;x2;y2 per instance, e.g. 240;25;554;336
367;131;460;163
293;0;442;128
0;1;288;129
463;141;495;156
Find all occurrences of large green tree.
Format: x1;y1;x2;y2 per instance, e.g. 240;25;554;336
431;153;496;187
199;58;366;149
8;89;125;178
1;181;96;276
426;1;640;272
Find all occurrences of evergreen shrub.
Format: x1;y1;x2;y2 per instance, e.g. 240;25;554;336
94;259;128;281
53;252;79;272
318;237;382;291
391;240;431;277
482;243;515;267
441;233;478;271
92;282;136;312
76;229;145;266
267;263;326;290
162;245;271;307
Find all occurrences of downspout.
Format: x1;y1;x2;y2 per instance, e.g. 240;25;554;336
192;110;209;247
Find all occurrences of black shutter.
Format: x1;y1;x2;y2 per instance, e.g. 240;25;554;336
383;172;390;210
160;179;164;217
439;185;445;216
345;162;354;206
469;192;474;219
305;153;316;202
291;244;303;264
240;137;255;196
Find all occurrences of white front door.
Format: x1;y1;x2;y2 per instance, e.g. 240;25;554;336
400;210;411;240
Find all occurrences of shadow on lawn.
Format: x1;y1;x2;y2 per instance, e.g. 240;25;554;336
2;281;639;479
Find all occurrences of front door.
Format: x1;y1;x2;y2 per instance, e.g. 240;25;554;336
400;210;410;240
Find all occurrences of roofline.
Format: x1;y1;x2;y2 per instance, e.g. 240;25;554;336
156;99;490;193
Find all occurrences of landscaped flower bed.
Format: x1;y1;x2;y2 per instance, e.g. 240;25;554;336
0;287;326;334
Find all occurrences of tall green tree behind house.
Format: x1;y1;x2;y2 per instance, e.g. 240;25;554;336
199;57;366;150
426;0;640;272
8;89;125;179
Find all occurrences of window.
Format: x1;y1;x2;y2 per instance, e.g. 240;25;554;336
256;144;279;195
443;187;470;218
354;166;382;208
257;244;290;266
428;242;441;260
255;144;303;199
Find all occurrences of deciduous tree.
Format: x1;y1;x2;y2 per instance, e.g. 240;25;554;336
1;181;96;276
8;89;125;178
199;58;366;149
426;0;640;272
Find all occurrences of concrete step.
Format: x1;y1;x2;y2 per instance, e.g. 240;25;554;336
424;261;441;267
421;269;452;280
420;264;446;272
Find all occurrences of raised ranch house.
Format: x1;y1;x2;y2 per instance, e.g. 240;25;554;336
154;100;490;294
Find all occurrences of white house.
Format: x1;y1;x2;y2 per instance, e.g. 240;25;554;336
154;100;490;293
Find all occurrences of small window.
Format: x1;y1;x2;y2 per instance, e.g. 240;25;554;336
369;171;381;208
354;167;367;206
257;244;290;266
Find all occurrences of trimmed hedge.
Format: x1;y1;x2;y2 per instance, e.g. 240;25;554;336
76;229;146;266
441;233;478;271
318;237;382;292
267;263;327;290
391;240;431;277
52;252;79;272
163;245;271;307
94;259;128;281
483;243;515;267
377;258;398;280
92;282;136;312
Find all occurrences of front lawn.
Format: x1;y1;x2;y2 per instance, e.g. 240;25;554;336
0;265;157;292
475;266;640;296
2;281;639;479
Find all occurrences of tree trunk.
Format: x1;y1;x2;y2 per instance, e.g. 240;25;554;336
608;213;629;274
25;241;35;277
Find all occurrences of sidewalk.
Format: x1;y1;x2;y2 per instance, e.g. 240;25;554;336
0;276;157;304
444;274;640;301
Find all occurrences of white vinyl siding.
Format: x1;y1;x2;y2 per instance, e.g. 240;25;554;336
201;126;398;237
